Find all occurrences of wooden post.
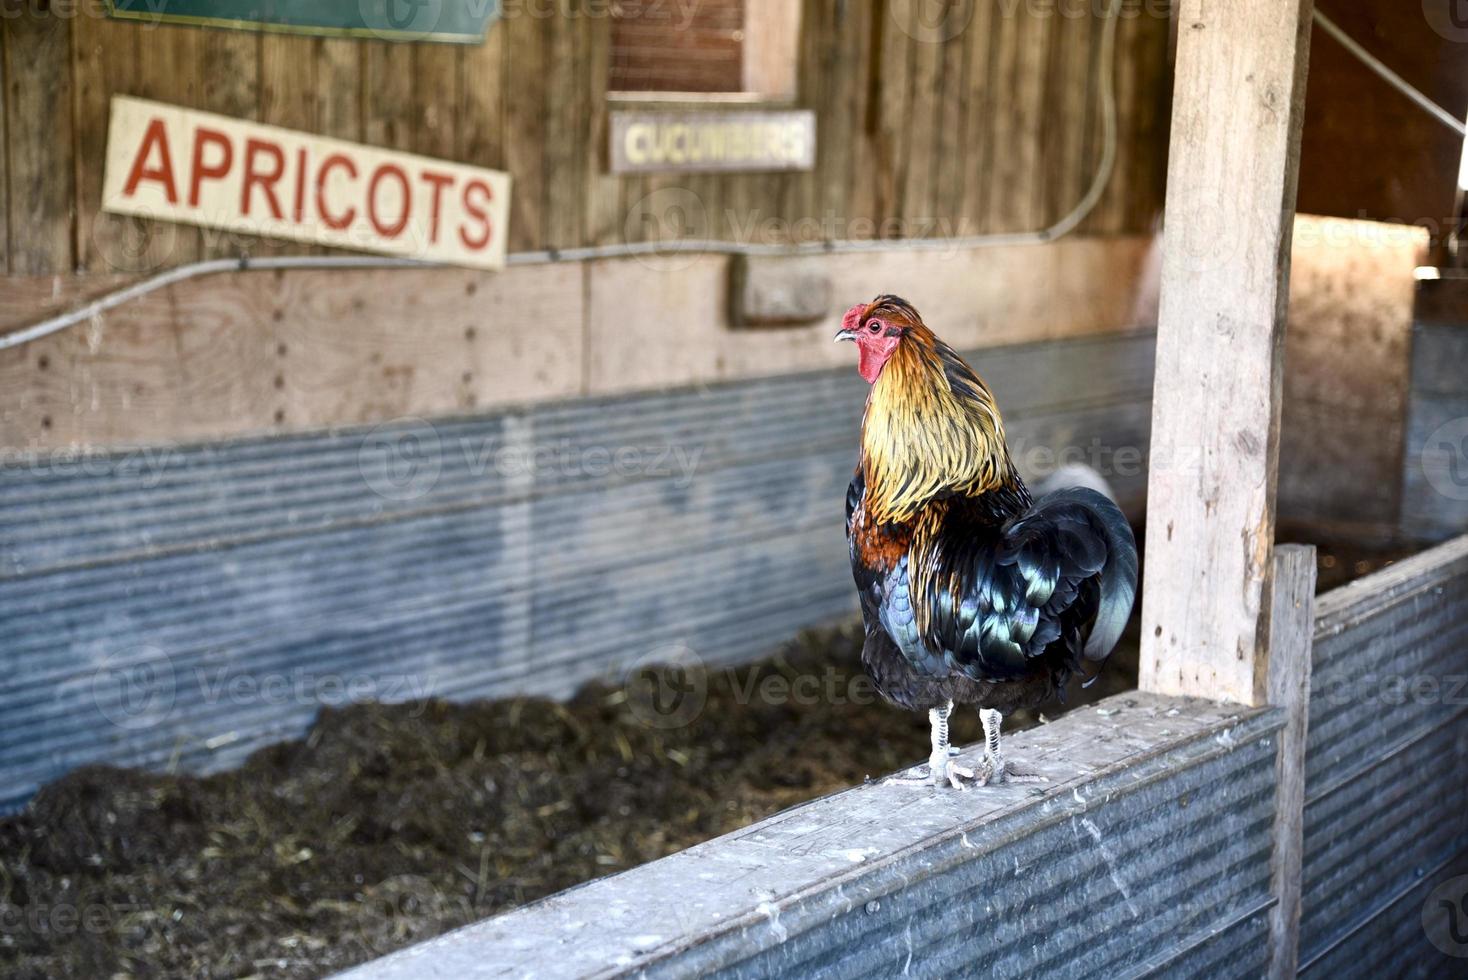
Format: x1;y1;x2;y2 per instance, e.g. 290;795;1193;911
1264;544;1316;979
1138;0;1315;706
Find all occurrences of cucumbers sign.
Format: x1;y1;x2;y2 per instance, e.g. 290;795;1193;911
105;0;501;43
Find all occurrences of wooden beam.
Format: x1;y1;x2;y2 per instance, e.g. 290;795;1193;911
1139;0;1315;706
1264;544;1317;979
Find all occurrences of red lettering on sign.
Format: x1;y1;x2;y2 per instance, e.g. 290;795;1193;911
316;154;358;230
418;170;454;244
123;118;179;204
241;138;286;220
459;179;494;251
368;164;411;239
188;127;233;207
292;147;309;223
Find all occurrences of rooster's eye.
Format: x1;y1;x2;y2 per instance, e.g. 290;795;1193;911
867;321;881;333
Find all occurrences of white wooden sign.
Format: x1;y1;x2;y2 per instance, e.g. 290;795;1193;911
102;96;511;270
609;110;816;175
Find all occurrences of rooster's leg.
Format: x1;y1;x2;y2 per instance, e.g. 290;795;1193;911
976;708;1048;786
884;701;975;789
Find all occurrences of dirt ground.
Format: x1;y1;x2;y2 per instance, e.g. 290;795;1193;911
0;540;1405;979
0;620;1136;980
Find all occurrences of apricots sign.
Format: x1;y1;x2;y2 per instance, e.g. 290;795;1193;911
101;96;512;270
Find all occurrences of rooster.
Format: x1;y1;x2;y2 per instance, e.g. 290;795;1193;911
837;296;1137;788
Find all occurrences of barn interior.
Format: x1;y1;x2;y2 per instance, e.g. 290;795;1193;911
2;2;1468;977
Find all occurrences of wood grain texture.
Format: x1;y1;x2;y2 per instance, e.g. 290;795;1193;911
196;30;259;259
544;14;585;249
0;233;1151;450
0;264;585;449
502;11;548;253
1265;543;1317;980
69;9;137;273
871;0;913;228
4;8;75;274
899;7;943;224
11;5;1171;270
0;6;7;274
1139;0;1315;707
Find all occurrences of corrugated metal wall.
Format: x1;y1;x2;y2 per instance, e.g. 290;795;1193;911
0;331;1156;811
1402;315;1468;541
1298;534;1468;976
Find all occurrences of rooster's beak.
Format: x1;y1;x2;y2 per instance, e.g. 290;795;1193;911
834;328;856;343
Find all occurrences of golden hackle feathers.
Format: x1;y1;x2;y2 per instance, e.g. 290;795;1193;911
858;315;1015;526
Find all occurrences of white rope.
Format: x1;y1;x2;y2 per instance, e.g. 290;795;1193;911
1;0;1125;351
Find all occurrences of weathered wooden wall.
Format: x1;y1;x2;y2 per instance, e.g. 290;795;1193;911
0;0;1172;276
0;237;1154;450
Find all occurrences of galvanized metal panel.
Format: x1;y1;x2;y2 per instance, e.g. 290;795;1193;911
0;332;1156;809
1401;321;1468;541
1299;534;1468;971
333;695;1281;980
1299;849;1468;979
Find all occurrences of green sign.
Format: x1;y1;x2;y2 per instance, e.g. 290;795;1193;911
105;0;501;43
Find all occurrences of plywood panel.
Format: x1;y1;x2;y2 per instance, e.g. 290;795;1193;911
0;263;585;449
586;236;1153;395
